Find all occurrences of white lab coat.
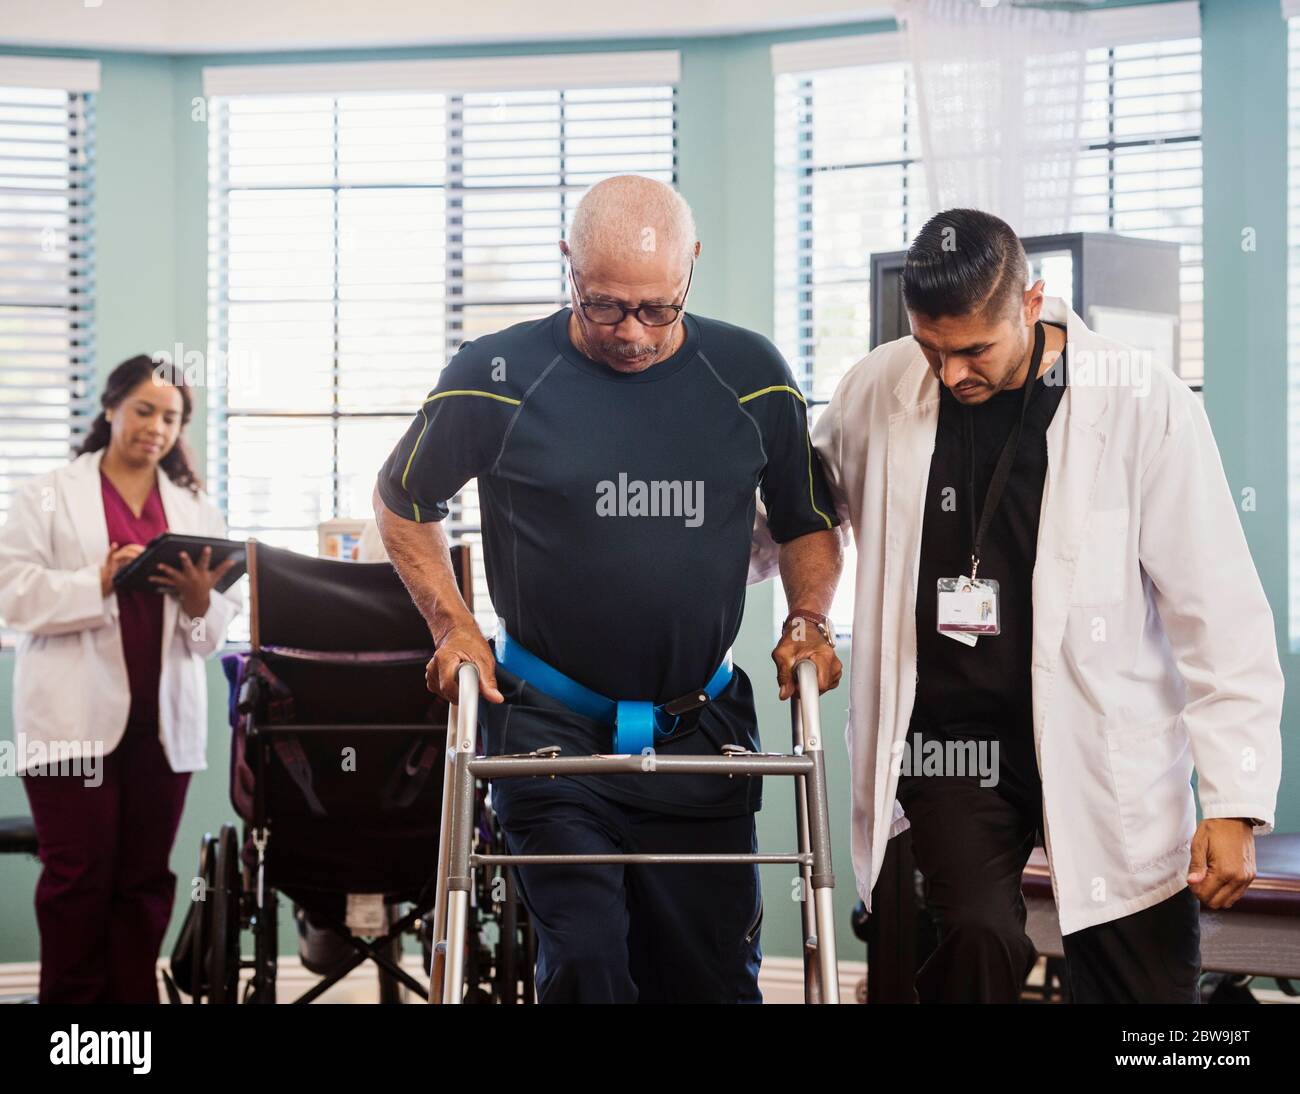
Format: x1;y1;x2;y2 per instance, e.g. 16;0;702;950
751;296;1283;935
0;447;242;774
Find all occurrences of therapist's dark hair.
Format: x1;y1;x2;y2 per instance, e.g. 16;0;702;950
76;354;203;494
902;209;1028;324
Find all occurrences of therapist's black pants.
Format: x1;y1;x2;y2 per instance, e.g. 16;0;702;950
894;723;1201;1004
489;773;763;1004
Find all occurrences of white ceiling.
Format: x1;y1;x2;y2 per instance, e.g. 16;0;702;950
0;0;896;54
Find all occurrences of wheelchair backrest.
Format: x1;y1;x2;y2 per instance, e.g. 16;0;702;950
246;539;471;653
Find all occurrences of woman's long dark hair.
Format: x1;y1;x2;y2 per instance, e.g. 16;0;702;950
76;354;203;494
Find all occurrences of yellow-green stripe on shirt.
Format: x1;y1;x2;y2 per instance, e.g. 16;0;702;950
735;384;832;530
401;389;522;520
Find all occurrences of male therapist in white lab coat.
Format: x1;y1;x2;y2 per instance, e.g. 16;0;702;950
773;208;1284;1003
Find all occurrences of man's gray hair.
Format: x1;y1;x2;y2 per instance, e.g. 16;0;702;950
567;175;697;275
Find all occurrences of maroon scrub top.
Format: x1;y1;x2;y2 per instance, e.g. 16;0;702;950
100;470;168;731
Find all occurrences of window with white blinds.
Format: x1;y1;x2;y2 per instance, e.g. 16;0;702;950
1075;34;1203;387
773;19;1202;636
775;56;929;406
0;79;95;531
206;59;677;636
773;53;928;635
775;30;1202;403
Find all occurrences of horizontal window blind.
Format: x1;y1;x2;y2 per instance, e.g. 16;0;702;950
1074;34;1203;387
0;84;95;531
208;69;676;637
775;57;929;406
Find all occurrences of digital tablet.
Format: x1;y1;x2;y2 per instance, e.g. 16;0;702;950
111;532;247;594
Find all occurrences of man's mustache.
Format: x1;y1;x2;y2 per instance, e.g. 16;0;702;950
599;340;659;359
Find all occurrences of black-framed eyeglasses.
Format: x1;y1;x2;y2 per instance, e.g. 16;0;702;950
568;259;694;328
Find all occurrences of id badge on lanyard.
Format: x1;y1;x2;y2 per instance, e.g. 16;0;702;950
936;321;1044;648
937;575;1000;645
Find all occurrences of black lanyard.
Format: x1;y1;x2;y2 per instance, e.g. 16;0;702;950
963;320;1045;580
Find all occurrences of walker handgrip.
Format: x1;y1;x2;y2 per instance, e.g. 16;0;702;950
453;661;480;754
793;659;823;752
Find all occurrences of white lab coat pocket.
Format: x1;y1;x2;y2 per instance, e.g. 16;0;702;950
1104;713;1196;873
1071;507;1129;607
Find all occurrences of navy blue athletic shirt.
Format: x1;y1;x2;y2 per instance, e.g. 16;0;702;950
377;307;839;815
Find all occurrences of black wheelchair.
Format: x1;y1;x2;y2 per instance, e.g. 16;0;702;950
167;540;533;1004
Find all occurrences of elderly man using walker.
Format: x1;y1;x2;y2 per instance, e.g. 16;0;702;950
375;175;845;1003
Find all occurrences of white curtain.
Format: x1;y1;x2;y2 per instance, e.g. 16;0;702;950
893;0;1088;235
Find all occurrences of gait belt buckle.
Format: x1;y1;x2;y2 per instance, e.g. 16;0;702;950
661;689;712;718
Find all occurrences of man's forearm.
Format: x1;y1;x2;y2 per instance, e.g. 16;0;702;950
778;528;843;619
372;484;475;643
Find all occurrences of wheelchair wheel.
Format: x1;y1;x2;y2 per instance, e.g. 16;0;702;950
194;832;218;1000
498;868;518;1001
208;823;242;1004
495;867;537;1003
168;832;218;1001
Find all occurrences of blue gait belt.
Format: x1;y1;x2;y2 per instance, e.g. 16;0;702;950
494;628;733;754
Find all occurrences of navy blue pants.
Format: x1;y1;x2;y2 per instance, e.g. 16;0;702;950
489;773;763;1003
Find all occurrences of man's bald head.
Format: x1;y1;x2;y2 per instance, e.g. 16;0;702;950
558;176;700;374
565;175;698;278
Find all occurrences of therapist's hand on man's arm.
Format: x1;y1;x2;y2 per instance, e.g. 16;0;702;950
373;483;504;707
772;528;843;700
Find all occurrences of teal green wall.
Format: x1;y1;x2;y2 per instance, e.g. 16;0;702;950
1201;0;1300;839
2;0;1297;986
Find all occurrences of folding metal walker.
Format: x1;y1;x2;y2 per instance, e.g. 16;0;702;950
430;657;841;1004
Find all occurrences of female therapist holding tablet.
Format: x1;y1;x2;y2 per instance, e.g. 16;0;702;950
0;354;242;1003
